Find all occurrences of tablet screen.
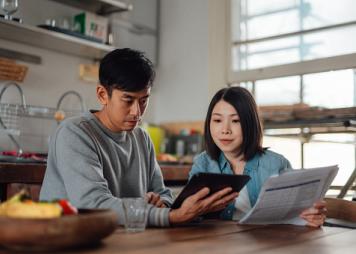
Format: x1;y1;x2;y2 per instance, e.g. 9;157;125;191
171;173;250;209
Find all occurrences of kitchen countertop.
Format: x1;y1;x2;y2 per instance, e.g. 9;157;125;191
0;162;191;201
0;162;191;183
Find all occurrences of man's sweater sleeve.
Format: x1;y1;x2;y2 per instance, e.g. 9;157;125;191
50;123;170;227
144;129;174;206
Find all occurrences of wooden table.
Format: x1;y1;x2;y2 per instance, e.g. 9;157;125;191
1;220;353;254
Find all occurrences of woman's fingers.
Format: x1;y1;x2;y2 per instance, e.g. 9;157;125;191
313;200;326;209
299;201;327;228
187;187;210;203
300;201;327;217
201;187;233;206
209;192;238;209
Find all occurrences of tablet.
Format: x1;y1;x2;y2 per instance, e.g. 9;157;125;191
171;173;251;209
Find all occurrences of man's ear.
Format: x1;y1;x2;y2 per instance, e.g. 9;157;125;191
96;85;109;105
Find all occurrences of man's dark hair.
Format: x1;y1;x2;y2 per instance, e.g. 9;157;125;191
99;48;155;96
204;86;264;162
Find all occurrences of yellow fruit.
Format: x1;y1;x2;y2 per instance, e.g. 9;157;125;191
2;202;62;219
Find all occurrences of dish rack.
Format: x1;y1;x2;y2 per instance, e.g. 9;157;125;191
0;103;83;135
0;82;85;155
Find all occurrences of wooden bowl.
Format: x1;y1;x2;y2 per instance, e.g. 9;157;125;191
0;209;118;251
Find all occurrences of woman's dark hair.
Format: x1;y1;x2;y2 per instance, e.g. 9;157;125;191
204;86;264;161
99;48;155;96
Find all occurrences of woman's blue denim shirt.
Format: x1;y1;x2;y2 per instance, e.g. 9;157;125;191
189;150;292;220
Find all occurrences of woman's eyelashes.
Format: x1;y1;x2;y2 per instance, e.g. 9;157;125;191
212;118;240;124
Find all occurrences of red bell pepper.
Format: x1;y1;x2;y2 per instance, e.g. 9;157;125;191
58;199;78;215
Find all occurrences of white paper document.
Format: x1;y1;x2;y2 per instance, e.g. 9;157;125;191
239;165;338;225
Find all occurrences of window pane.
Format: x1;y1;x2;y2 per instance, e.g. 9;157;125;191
232;0;356;40
263;136;301;169
304;141;355;186
232;0;356;71
303;70;355;108
255;76;300;105
233;26;356;70
303;0;356;29
233;82;254;93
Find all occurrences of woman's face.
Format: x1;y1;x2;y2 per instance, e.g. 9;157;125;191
210;100;243;155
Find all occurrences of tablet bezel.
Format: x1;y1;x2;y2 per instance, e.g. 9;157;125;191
171;173;250;209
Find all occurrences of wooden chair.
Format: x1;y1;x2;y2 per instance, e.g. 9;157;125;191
324;198;356;228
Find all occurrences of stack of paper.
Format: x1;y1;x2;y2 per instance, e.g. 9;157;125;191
239;165;338;225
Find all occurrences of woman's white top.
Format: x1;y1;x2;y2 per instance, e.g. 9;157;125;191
232;186;251;221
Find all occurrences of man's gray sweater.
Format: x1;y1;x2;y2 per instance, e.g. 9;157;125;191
40;111;173;227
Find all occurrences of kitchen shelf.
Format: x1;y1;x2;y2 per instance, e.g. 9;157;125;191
264;118;356;132
261;106;356;135
50;0;133;15
0;19;115;60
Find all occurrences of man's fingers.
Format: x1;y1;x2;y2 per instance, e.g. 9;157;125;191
146;192;165;207
156;199;165;208
146;192;153;203
151;193;160;204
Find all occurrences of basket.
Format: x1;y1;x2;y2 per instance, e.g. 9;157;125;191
0;58;28;82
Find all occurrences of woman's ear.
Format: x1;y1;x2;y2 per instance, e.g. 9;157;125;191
96;85;109;105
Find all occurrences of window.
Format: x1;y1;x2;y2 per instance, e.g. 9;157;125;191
230;0;356;196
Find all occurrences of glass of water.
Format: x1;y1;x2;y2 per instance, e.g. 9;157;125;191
122;198;148;233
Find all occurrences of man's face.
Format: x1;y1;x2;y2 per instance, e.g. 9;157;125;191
97;85;151;132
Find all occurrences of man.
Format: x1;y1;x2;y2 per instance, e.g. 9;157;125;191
40;48;237;226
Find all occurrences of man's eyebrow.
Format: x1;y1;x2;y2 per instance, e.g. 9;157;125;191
122;94;150;99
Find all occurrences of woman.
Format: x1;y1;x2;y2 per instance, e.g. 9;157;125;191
190;87;326;227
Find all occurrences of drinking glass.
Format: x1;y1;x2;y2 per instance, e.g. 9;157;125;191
1;0;18;20
122;198;148;233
